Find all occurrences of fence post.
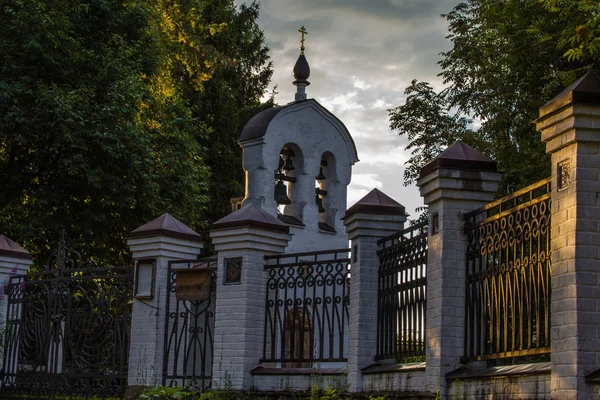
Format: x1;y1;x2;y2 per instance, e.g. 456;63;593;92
0;235;33;348
343;189;407;392
209;204;291;390
417;141;500;397
126;214;203;387
536;70;600;399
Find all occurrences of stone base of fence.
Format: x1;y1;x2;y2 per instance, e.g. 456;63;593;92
446;363;551;399
361;363;427;394
250;368;347;392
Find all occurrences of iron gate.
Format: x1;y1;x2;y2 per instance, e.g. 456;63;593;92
0;237;133;399
162;258;216;392
376;221;428;362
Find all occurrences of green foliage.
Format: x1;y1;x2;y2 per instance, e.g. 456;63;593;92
389;0;600;195
540;0;600;61
388;80;480;186
0;0;273;264
163;0;274;230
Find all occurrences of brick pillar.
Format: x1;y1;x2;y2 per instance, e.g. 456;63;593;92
126;214;203;387
417;141;500;397
536;70;600;399
210;204;291;390
0;235;33;370
343;189;406;392
0;235;33;319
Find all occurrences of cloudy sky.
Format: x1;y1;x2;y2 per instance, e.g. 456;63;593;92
235;0;459;217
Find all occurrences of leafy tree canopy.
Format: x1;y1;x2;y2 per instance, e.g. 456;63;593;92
389;0;600;195
0;0;272;265
158;0;274;232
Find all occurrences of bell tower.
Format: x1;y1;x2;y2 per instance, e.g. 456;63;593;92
237;27;359;252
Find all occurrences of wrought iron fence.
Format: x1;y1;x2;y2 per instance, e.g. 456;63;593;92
0;237;133;399
464;178;551;362
163;257;216;391
263;249;350;367
376;222;428;362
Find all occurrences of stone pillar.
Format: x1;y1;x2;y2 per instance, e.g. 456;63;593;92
0;234;33;308
0;234;33;363
210;204;291;390
126;214;203;387
343;189;407;392
0;234;33;316
536;70;600;399
417;141;501;397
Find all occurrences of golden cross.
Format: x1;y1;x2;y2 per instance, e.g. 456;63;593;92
299;26;308;51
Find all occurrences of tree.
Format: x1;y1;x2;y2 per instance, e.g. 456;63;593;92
541;0;600;61
389;0;600;194
0;0;209;266
153;0;274;228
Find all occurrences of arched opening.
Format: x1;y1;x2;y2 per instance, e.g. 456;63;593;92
274;143;305;225
283;307;313;368
316;152;337;232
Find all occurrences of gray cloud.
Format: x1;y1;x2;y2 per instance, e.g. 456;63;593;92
235;0;458;216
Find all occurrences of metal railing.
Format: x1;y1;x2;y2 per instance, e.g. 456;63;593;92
1;238;133;399
463;178;551;362
376;222;428;362
262;249;350;366
163;257;217;391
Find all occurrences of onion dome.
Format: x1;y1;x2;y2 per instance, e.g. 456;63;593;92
293;54;311;83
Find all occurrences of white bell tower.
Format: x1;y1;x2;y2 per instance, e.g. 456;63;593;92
237;27;359;252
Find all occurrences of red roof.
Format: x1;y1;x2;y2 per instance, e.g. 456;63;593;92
129;213;202;242
0;234;31;260
345;188;406;218
420;140;497;176
213;204;290;233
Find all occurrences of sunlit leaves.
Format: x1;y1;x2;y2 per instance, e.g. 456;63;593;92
390;0;600;196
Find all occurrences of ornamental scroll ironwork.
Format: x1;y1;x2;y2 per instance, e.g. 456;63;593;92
464;177;551;362
163;257;216;392
376;221;428;362
263;249;350;366
0;235;133;399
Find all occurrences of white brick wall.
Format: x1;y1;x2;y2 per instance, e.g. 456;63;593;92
127;236;202;387
447;374;551;399
537;101;600;399
343;211;407;393
418;167;500;399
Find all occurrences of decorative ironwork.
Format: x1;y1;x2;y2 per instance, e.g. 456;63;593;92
464;178;551;362
558;159;571;191
431;213;439;235
163;257;216;392
263;249;350;366
1;236;133;399
376;222;428;362
224;258;242;284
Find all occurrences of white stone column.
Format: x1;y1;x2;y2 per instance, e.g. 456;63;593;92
0;236;33;321
344;206;406;393
0;235;33;370
417;144;500;398
536;71;600;399
126;218;203;387
210;206;291;390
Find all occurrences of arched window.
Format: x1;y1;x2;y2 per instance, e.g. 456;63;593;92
316;152;337;232
283;307;313;368
274;144;305;225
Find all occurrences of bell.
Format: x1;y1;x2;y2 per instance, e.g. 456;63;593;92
316;167;326;181
283;156;295;171
275;180;291;205
315;194;326;213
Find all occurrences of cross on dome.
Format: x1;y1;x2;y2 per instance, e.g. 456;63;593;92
299;26;307;53
293;26;310;101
